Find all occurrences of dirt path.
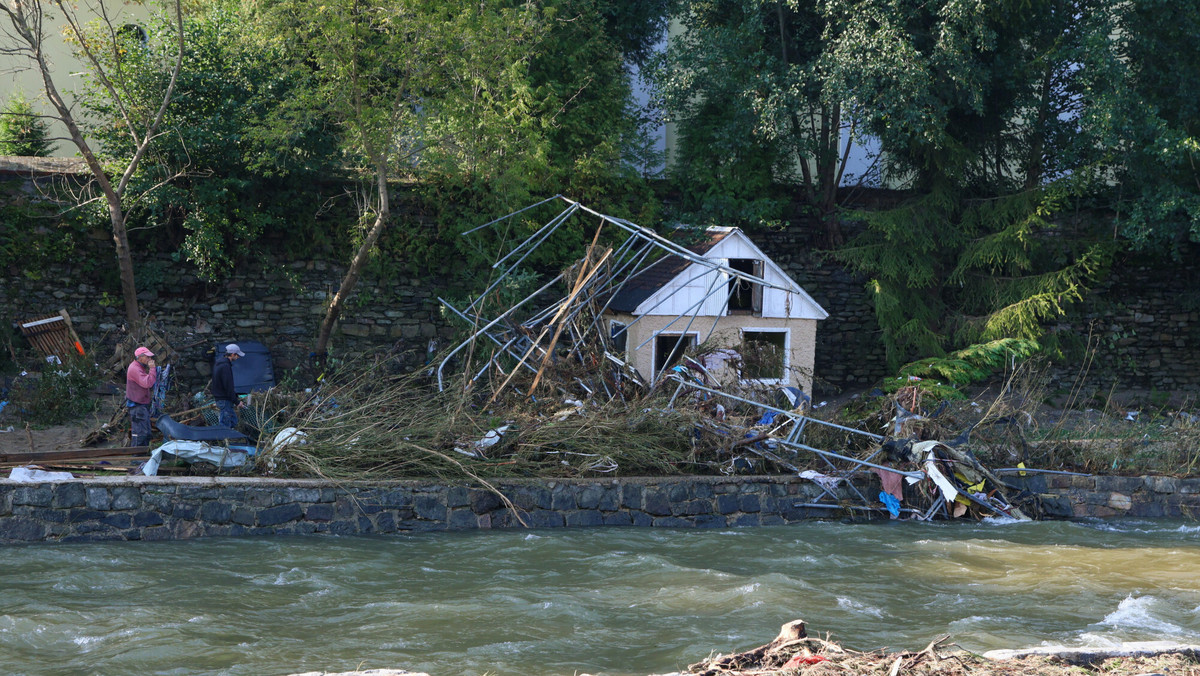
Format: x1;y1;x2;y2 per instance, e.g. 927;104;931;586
0;406;125;454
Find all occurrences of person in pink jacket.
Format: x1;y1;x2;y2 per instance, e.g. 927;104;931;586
126;346;157;447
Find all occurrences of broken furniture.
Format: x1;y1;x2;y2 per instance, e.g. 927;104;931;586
18;309;84;361
157;414;248;444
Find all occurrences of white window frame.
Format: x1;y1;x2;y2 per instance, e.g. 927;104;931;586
739;327;790;385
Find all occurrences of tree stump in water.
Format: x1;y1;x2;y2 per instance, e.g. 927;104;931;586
691;620;813;675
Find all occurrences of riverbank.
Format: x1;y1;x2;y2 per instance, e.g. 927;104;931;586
289;644;1200;676
2;472;1198;543
671;621;1200;675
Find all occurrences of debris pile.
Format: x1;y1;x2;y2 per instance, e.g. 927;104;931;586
22;198;1060;522
685;620;1200;676
248;198;1048;520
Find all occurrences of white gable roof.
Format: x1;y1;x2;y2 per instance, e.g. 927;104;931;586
631;227;829;320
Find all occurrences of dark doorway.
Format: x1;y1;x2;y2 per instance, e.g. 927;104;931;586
654;333;696;377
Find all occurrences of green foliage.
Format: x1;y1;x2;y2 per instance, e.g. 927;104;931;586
827;0;1104;193
651;0;856;232
897;338;1046;396
71;0;662;288
0;93;55;157
1080;0;1200;254
594;0;668;67
390;0;661;278
7;359;103;427
834;182;1111;369
0;183;91;276
805;0;1122;369
78;3;340;281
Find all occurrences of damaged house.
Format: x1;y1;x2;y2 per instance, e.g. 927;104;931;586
604;227;828;392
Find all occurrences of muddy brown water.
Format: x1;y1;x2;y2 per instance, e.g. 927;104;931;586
1;519;1198;676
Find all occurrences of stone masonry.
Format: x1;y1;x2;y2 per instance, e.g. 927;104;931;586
2;474;1198;544
3;196;1199;398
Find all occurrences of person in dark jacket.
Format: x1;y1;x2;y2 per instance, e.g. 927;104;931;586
211;343;245;428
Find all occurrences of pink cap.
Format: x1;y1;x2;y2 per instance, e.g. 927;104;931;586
134;346;154;358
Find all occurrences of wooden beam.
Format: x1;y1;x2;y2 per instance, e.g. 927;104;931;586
0;446;150;464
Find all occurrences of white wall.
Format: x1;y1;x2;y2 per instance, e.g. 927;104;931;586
0;1;153;157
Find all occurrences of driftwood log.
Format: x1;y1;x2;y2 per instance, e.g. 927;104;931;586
689;620;847;675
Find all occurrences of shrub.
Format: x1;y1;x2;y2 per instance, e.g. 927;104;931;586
7;358;102;426
0;94;55;157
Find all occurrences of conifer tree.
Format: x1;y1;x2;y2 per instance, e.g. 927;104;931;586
0;93;54;157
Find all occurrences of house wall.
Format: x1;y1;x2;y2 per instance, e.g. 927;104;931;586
0;1;155;158
610;313;817;393
704;233;826;320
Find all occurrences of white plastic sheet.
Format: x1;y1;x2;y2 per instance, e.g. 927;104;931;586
8;466;74;482
141;441;250;476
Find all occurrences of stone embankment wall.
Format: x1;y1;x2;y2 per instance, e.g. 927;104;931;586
0;250;466;390
2;188;1199;396
1;474;1196;544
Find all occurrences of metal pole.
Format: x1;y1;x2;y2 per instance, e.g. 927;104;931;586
435;275;563;390
662;374;886;441
462;194;563;235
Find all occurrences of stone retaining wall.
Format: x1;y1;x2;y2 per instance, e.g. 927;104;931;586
2;474;1197;544
4;195;1199;398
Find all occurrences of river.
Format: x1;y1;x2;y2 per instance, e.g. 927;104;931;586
2;518;1198;676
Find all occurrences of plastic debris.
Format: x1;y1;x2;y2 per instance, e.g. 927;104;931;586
141;441;252;476
8;466;74;482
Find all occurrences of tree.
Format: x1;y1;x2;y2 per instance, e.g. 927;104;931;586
79;3;341;281
0;0;184;330
653;0;866;243
825;0;1117;368
259;0;544;360
0;92;55;156
1080;0;1200;254
392;0;665;284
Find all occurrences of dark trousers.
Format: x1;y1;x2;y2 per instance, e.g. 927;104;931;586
217;399;239;429
129;402;151;447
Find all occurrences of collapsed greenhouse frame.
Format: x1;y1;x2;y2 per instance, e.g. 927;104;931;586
435;197;1038;521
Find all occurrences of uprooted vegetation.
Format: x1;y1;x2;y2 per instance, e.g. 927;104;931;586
685;620;1200;676
246;354;791;481
200;340;1192;524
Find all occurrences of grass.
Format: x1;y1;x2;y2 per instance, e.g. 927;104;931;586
4;342;1197;481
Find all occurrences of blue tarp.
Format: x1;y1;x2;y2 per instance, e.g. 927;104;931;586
214;340;276;394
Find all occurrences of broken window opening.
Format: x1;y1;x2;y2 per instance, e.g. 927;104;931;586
741;329;787;382
654;333;697;378
609;320;628;354
727;258;763;315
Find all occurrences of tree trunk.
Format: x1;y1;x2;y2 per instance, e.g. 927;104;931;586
314;156;392;359
5;0;185;334
31;28;142;328
108;197;141;329
816;103;845;247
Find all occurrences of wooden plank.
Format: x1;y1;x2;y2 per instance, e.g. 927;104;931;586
20;312;71;360
1;459;143;471
0;446;151;464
